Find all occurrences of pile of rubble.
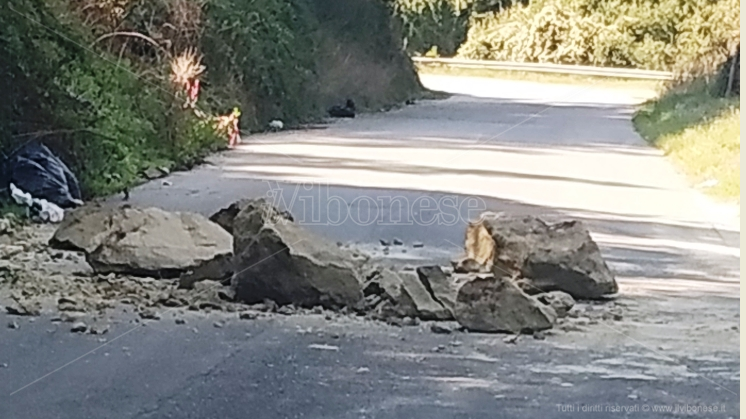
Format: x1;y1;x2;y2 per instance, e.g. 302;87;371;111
0;198;621;335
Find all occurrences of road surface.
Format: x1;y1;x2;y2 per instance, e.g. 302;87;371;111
0;75;740;418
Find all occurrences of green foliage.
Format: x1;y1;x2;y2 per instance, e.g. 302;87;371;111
202;0;422;129
457;0;739;75
0;0;226;197
169;109;224;169
2;0;421;198
202;0;319;128
388;0;525;56
55;59;163;195
390;0;471;56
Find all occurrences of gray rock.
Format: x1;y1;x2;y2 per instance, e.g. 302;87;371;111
430;324;452;334
453;275;556;333
0;218;11;235
178;253;234;289
536;291;576;318
142;167;165;180
365;269;452;320
477;214;618;299
451;257;486;274
209;199;293;235
239;311;258;320
70;322;88;333
416;266;457;316
139;308;161;320
230;199;364;309
51;205;232;278
0;245;24;259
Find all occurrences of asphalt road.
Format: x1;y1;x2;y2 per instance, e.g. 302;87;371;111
0;75;740;418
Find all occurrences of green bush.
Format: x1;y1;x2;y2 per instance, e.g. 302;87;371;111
1;0;421;199
457;0;739;76
390;0;471;56
0;0;222;197
201;0;319;128
203;0;422;129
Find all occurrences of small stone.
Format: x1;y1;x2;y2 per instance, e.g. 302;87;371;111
70;322;88;333
412;241;424;248
503;334;520;344
7;321;19;329
356;367;370;373
175;318;187;325
386;317;403;327
0;218;11;234
0;362;7;368
90;324;109;335
277;305;296;316
627;394;638;400
560;324;585;332
312;306;323;314
308;344;339;352
533;331;546;340
191;327;199;334
213;321;224;328
379;239;391;246
430;324;452;334
0;245;24;259
572;318;589;326
431;345;446;353
449;340;462;347
60;311;85;323
239;311;258;320
401;317;418;326
139;308;160;320
613;313;623;321
392;238;403;246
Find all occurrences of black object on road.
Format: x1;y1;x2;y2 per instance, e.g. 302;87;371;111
327;99;356;118
2;141;83;208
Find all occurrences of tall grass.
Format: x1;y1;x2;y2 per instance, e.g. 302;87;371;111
634;78;740;201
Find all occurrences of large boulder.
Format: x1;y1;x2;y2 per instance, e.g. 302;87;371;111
230;199;365;309
416;266;457;315
454;275;557;333
363;268;453;320
469;213;618;299
50;205;233;278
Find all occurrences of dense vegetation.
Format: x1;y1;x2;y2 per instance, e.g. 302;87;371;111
1;0;421;197
392;0;739;78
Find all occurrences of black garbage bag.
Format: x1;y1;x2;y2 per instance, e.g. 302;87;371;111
2;141;83;209
327;99;356;118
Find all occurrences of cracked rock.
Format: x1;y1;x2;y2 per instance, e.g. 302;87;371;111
454;275;556;333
